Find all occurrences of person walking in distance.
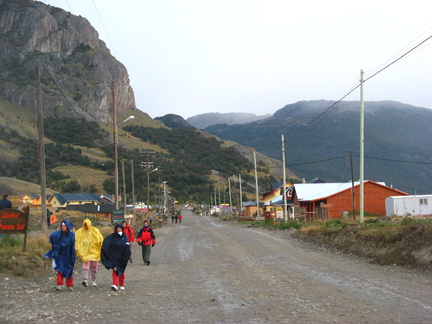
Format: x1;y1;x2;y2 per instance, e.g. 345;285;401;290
136;220;156;265
0;194;12;210
101;224;131;291
43;220;76;291
121;221;135;264
75;219;103;287
178;213;183;223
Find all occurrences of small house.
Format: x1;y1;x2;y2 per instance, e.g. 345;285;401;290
385;195;432;217
293;180;408;219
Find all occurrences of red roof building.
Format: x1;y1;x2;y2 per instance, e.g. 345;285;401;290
293;180;408;219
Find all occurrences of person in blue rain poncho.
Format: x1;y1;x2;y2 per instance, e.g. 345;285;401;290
43;219;76;291
101;223;131;291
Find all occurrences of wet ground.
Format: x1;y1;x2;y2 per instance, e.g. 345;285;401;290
1;211;432;323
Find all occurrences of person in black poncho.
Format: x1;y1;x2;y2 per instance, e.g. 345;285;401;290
101;223;131;291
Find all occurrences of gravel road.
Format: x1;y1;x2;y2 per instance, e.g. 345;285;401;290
1;211;432;323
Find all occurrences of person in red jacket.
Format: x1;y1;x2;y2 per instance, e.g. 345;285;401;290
136;220;156;265
121;221;135;264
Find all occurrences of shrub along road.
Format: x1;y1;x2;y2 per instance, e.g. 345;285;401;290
1;211;432;323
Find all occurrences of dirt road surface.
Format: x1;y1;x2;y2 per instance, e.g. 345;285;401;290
1;211;432;323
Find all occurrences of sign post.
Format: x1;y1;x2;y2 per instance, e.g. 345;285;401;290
0;206;30;252
112;210;124;223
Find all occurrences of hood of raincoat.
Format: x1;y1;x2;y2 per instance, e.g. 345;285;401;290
43;219;76;278
75;218;104;262
101;223;131;276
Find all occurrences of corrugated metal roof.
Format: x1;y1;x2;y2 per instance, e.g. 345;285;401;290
51;193;102;205
294;181;385;201
388;194;432;200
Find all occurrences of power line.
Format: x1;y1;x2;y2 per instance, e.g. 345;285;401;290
307;33;432;127
364;34;432;83
362;155;432;165
91;0;118;58
286;155;348;167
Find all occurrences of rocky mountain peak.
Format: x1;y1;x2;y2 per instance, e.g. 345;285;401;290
0;0;135;123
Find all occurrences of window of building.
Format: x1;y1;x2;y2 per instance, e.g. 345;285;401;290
419;198;428;205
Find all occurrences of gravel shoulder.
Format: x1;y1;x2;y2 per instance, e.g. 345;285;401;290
1;211;432;323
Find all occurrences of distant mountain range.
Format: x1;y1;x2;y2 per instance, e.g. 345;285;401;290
204;100;432;195
186;112;271;129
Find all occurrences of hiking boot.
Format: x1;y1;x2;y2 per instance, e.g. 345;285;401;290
68;287;74;291
92;281;97;287
119;286;125;291
111;285;118;291
82;280;88;287
56;285;63;291
146;261;150;266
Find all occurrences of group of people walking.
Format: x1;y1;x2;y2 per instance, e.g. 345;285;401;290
171;212;183;223
43;219;156;291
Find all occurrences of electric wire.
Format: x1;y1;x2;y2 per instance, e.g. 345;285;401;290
91;0;118;58
307;32;432;127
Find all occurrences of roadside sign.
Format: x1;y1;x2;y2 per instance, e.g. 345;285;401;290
0;206;30;252
112;210;124;223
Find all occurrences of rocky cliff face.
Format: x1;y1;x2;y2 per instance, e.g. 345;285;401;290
0;0;135;123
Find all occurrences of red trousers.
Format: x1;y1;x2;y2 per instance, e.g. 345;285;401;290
112;270;125;287
57;271;74;287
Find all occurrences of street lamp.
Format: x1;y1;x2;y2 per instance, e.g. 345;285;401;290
146;167;158;218
114;115;135;210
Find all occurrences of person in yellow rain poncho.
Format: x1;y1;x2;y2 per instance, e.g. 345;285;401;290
75;219;104;287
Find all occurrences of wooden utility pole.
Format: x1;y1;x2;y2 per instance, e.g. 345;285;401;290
131;159;136;225
239;174;243;214
142;150;155;219
254;152;260;220
122;159;127;214
282;135;288;222
35;62;47;233
112;81;119;210
350;151;356;221
228;178;232;219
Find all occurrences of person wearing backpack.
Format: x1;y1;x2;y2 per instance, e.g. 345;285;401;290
136;220;156;265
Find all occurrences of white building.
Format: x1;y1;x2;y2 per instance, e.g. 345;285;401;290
385;195;432;216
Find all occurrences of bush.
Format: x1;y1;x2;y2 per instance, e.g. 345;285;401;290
0;234;22;248
324;219;345;229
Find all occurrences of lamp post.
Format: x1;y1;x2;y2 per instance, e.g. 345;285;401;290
114;115;135;210
147;167;158;218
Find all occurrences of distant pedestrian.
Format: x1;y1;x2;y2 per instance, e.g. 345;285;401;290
101;224;131;291
149;215;153;225
178;214;183;223
43;219;76;291
121;220;135;264
175;214;178;223
136;220;156;265
158;216;162;228
171;215;175;223
0;194;12;210
75;219;103;287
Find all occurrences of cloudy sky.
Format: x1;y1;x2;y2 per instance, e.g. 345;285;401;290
40;0;432;119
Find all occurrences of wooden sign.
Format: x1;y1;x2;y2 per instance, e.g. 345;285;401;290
320;203;333;208
0;207;30;252
0;207;29;234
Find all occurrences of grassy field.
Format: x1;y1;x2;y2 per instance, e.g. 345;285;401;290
0;177;57;195
51;165;110;193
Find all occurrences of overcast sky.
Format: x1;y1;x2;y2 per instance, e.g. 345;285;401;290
40;0;432;119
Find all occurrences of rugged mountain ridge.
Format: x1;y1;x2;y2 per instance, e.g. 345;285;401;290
0;0;134;123
187;112;271;129
205;100;432;194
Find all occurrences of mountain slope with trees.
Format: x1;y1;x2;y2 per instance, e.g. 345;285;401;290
205;100;432;194
0;0;287;204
